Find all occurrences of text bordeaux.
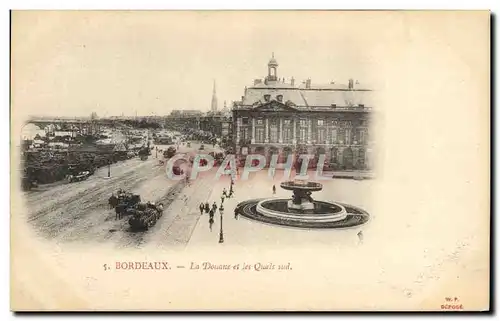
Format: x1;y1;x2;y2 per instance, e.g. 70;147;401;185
115;261;170;270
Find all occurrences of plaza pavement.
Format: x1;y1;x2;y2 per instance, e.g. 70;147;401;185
185;169;376;249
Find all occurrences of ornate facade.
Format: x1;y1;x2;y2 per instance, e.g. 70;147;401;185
232;55;375;171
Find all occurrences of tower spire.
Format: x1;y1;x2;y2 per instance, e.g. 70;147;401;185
211;79;218;112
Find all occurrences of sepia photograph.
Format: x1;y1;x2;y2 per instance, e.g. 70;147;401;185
9;10;490;311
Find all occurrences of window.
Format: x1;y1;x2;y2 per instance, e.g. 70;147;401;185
264;95;271;102
283;119;291;125
317;128;326;143
358;130;365;144
277;95;283;102
256;128;265;143
270;125;278;143
337;128;345;143
359;104;365;108
299;128;307;143
318;119;324;126
331;104;337;108
282;128;292;143
257;119;264;125
300;119;307;127
240;127;249;142
330;129;337;144
345;128;352;145
242;117;249;125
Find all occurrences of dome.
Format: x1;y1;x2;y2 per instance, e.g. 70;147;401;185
268;53;278;66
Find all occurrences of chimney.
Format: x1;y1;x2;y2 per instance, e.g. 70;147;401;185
348;78;354;89
254;79;262;86
291;77;295;87
306;78;311;89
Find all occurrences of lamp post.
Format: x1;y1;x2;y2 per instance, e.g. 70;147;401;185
219;204;224;243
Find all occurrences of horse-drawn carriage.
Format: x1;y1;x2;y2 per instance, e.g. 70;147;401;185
128;202;165;231
109;191;142;219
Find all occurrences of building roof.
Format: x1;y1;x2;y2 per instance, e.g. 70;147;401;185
235;55;376;111
239;85;375;109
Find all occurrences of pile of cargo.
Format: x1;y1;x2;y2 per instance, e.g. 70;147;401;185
138;146;151;161
21;142;141;188
163;146;177;159
153;136;173;145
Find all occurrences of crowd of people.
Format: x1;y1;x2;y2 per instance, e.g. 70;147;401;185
198;178;236;232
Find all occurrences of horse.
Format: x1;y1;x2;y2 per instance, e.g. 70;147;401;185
115;203;127;220
108;195;118;209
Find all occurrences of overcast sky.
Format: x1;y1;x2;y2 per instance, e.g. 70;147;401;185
12;11;402;117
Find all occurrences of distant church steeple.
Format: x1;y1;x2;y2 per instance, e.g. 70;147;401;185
211;80;218;112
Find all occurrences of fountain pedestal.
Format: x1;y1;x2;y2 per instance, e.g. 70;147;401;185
287;189;315;211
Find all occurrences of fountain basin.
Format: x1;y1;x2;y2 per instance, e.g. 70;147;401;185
236;198;370;229
256;199;348;223
235;179;370;229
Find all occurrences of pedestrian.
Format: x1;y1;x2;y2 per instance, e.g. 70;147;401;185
212;202;218;212
209;208;215;219
272;184;276;195
221;194;225;204
209;217;214;232
222;188;227;198
199;202;204;215
234;208;239;220
205;202;210;213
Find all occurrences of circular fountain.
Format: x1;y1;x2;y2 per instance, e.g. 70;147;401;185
236;179;370;229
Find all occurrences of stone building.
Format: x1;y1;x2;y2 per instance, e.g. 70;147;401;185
232;54;375;171
199;101;233;147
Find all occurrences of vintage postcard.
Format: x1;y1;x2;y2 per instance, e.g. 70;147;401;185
10;10;490;311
